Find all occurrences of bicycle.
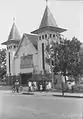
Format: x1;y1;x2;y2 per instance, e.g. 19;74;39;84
12;86;16;93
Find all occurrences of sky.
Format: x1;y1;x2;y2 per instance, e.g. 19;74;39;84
0;0;83;48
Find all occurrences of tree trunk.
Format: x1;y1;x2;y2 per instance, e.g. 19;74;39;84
61;74;65;96
51;72;55;90
61;82;64;96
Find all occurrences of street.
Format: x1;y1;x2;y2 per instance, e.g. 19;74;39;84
0;90;82;119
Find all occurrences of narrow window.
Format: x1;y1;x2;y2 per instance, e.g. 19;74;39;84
14;45;16;48
53;34;55;38
42;43;45;71
50;34;52;38
45;34;47;39
39;36;41;40
42;35;44;39
8;52;10;74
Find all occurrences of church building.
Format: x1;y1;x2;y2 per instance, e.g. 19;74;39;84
2;3;67;85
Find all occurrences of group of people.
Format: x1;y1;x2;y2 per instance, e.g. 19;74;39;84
27;81;52;91
12;79;52;93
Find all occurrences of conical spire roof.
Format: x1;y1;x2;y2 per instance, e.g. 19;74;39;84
31;5;67;34
39;6;57;29
2;22;21;45
8;23;21;41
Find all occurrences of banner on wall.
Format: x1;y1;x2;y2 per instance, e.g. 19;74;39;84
20;54;33;69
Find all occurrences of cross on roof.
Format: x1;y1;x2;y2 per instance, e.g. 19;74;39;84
45;0;49;6
46;0;48;2
13;17;15;24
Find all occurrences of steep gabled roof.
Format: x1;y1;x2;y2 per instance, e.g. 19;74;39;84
25;34;38;49
15;33;38;56
39;6;57;29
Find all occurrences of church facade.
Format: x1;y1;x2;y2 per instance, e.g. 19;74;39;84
2;5;67;85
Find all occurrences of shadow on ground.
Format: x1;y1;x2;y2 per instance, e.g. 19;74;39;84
22;92;34;95
52;94;83;98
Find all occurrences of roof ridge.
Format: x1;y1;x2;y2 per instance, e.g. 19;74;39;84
14;33;38;56
24;33;38;36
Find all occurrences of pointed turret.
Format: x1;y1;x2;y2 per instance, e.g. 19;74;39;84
39;6;57;29
1;19;21;77
8;22;21;41
2;20;21;45
31;1;67;75
31;5;67;34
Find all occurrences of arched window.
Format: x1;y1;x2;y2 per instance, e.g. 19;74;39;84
50;34;52;38
53;34;55;38
45;34;47;39
39;36;41;40
14;45;16;48
42;35;44;39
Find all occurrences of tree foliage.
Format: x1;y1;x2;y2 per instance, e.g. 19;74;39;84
0;48;6;80
46;36;82;81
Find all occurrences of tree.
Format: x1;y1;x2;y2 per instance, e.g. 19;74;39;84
46;36;82;95
0;48;6;81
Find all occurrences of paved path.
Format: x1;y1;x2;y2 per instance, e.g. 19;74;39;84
1;85;83;98
0;90;82;119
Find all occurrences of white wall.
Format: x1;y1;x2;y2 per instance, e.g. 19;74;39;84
6;44;18;76
14;36;38;75
38;31;57;73
14;56;20;75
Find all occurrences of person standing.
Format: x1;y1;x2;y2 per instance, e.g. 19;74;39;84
15;79;20;93
61;75;65;96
